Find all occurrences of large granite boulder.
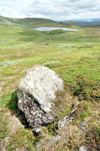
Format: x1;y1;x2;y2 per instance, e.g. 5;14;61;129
17;66;64;130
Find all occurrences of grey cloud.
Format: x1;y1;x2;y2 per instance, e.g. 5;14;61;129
76;2;97;9
27;0;99;19
1;0;100;20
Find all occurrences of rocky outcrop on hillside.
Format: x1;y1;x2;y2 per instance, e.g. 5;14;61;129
17;66;64;132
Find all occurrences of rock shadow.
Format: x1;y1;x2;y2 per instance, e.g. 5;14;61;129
6;91;30;129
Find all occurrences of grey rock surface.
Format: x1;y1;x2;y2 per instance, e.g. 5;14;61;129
57;107;78;129
58;116;74;129
17;65;64;129
79;146;87;151
81;121;86;131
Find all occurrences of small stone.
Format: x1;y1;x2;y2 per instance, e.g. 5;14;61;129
58;116;70;129
32;128;43;135
81;121;86;131
79;146;87;151
36;142;41;148
36;129;42;134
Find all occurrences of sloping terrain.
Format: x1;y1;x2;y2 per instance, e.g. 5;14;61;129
0;16;100;151
0;16;13;24
0;15;57;27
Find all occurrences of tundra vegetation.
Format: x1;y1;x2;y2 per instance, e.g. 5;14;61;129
0;16;100;151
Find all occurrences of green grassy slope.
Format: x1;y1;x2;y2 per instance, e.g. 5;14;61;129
0;16;13;24
0;17;100;151
0;15;57;27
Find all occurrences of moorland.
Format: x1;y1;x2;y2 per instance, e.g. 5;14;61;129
0;16;100;151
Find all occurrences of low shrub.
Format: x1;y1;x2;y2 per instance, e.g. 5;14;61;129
70;76;100;101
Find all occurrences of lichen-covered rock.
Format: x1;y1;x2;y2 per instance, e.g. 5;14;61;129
17;66;64;130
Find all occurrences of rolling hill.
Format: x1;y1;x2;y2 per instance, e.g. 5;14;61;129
0;15;57;27
0;16;13;24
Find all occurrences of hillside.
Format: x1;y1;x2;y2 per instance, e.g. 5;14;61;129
0;16;57;27
0;16;13;24
0;16;100;151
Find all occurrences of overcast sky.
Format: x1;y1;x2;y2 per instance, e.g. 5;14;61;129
0;0;100;20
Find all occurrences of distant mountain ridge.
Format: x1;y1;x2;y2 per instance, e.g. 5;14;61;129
61;18;100;26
